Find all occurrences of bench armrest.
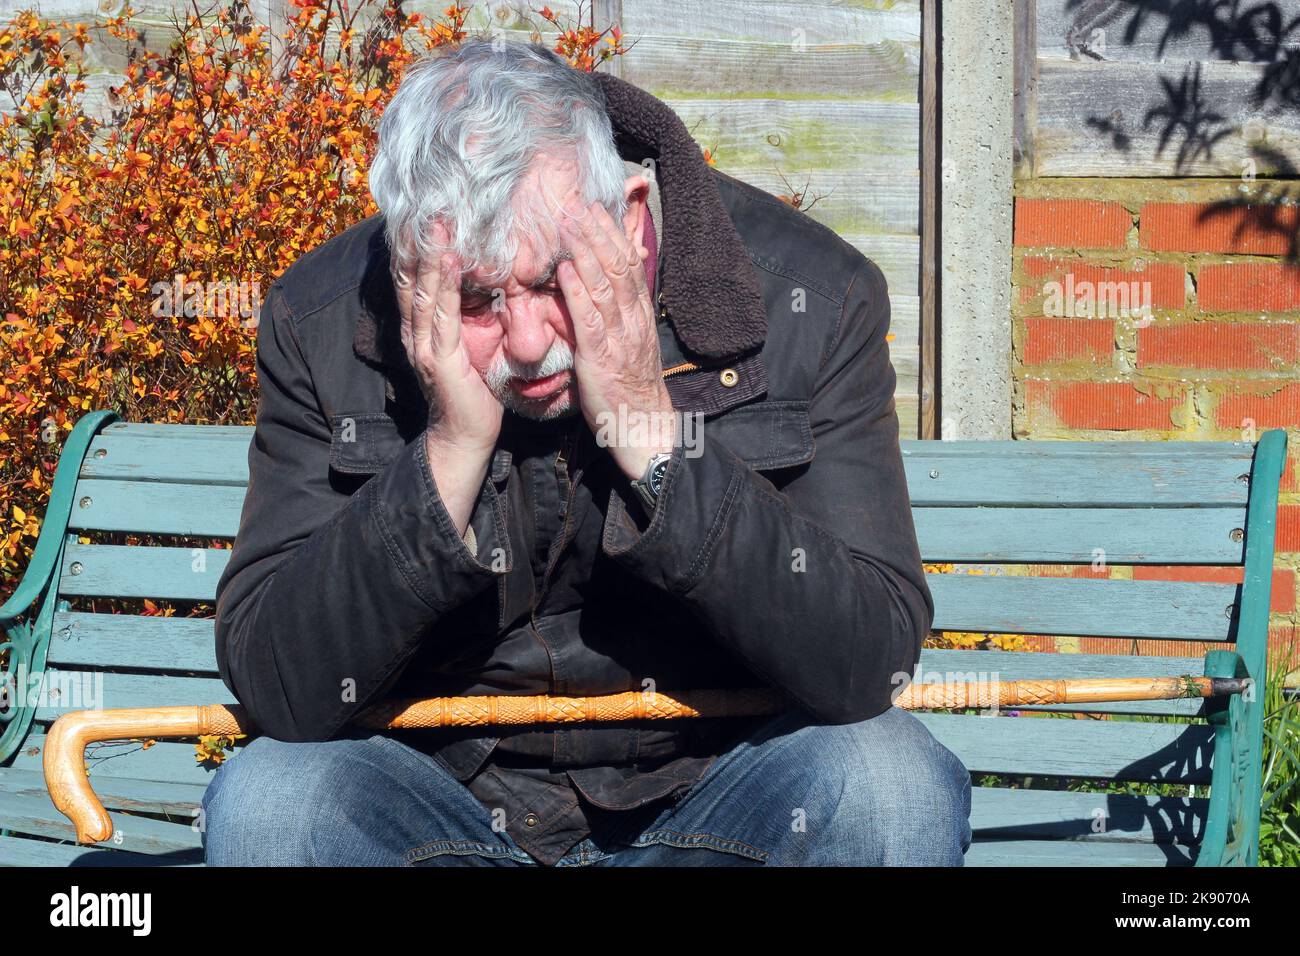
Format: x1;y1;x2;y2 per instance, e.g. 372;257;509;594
0;410;119;763
1197;428;1287;867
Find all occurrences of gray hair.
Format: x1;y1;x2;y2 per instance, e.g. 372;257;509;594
368;37;629;284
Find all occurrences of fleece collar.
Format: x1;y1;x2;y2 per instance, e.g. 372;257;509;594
353;70;768;387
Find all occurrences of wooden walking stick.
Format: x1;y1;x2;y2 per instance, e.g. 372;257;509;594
45;677;1249;845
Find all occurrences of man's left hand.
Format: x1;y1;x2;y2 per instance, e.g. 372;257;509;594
555;198;677;481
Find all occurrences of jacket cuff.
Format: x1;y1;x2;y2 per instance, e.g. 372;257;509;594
600;434;745;593
368;434;511;609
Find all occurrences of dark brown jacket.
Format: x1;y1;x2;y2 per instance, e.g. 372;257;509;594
213;71;932;865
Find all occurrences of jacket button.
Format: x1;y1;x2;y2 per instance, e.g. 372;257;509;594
719;368;739;387
524;813;540;828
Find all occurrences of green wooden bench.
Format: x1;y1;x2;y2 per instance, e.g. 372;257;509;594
0;409;1287;866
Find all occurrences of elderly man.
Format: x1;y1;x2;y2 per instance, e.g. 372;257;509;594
203;38;972;866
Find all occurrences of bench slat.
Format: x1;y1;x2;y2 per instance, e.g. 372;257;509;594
0;768;207;817
82;433;252;487
0;834;203;866
0;787;203;855
902;442;1251;507
60;544;230;601
66;484;1248;566
12;735;223;788
32;670;235;722
96;422;254;440
916;713;1214;783
969;785;1206;844
913;507;1244;564
70;479;247;537
78;430;1254;511
965;838;1195;866
929;576;1237;642
47;612;218;673
61;535;1248;608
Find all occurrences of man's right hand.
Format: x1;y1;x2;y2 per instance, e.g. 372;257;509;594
393;220;503;536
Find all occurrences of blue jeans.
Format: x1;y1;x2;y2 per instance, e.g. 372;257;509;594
200;705;972;866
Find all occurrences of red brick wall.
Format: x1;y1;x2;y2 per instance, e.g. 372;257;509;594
1010;182;1299;672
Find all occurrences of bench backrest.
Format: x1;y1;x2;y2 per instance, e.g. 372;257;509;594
6;416;1286;835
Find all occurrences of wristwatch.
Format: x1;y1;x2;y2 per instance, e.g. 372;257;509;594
629;451;673;514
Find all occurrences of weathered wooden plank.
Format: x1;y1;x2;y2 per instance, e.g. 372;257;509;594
724;167;919;236
1014;0;1038;176
908;440;1254;457
96;422;254;439
1035;0;1300;64
80;432;1251;506
629;37;921;99
0;833;203;867
966;837;1195;866
69;479;246;537
1035;59;1300;176
81;432;252;485
914;507;1244;564
32;670;235;722
0;788;203;854
901;441;1252;506
895;393;920;440
917;712;1214;782
927;576;1237;640
59;544;230;601
888;294;920;384
13;735;224;789
0;768;208;818
664;98;919;174
920;0;939;437
47;612;218;673
55;511;1245;599
842;233;919;297
616;0;920;46
969;785;1206;844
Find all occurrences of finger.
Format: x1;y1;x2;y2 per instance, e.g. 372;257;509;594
587;200;650;303
393;258;416;358
559;205;624;334
429;252;462;361
568;202;640;313
556;256;610;359
408;250;442;368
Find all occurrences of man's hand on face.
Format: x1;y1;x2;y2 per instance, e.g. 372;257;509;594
393;219;504;456
393;219;503;536
555;199;677;482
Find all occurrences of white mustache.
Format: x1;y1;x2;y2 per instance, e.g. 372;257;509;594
485;338;574;394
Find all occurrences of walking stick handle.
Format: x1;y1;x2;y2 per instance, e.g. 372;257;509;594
43;703;250;844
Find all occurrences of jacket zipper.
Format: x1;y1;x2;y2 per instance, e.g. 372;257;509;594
658;290;699;379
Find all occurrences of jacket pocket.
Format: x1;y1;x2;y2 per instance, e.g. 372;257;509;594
328;412;413;476
697;400;814;471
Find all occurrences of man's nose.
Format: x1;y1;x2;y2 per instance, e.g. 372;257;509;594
503;300;556;365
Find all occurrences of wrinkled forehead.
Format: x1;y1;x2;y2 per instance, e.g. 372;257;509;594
460;158;585;293
459;242;572;296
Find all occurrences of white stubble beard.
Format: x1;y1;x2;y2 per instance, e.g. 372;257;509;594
483;337;579;421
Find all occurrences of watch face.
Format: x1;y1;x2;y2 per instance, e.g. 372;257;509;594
648;456;671;494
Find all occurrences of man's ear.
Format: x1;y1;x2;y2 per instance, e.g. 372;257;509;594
621;172;651;262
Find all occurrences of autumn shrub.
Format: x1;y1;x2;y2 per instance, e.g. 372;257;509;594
0;0;626;597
